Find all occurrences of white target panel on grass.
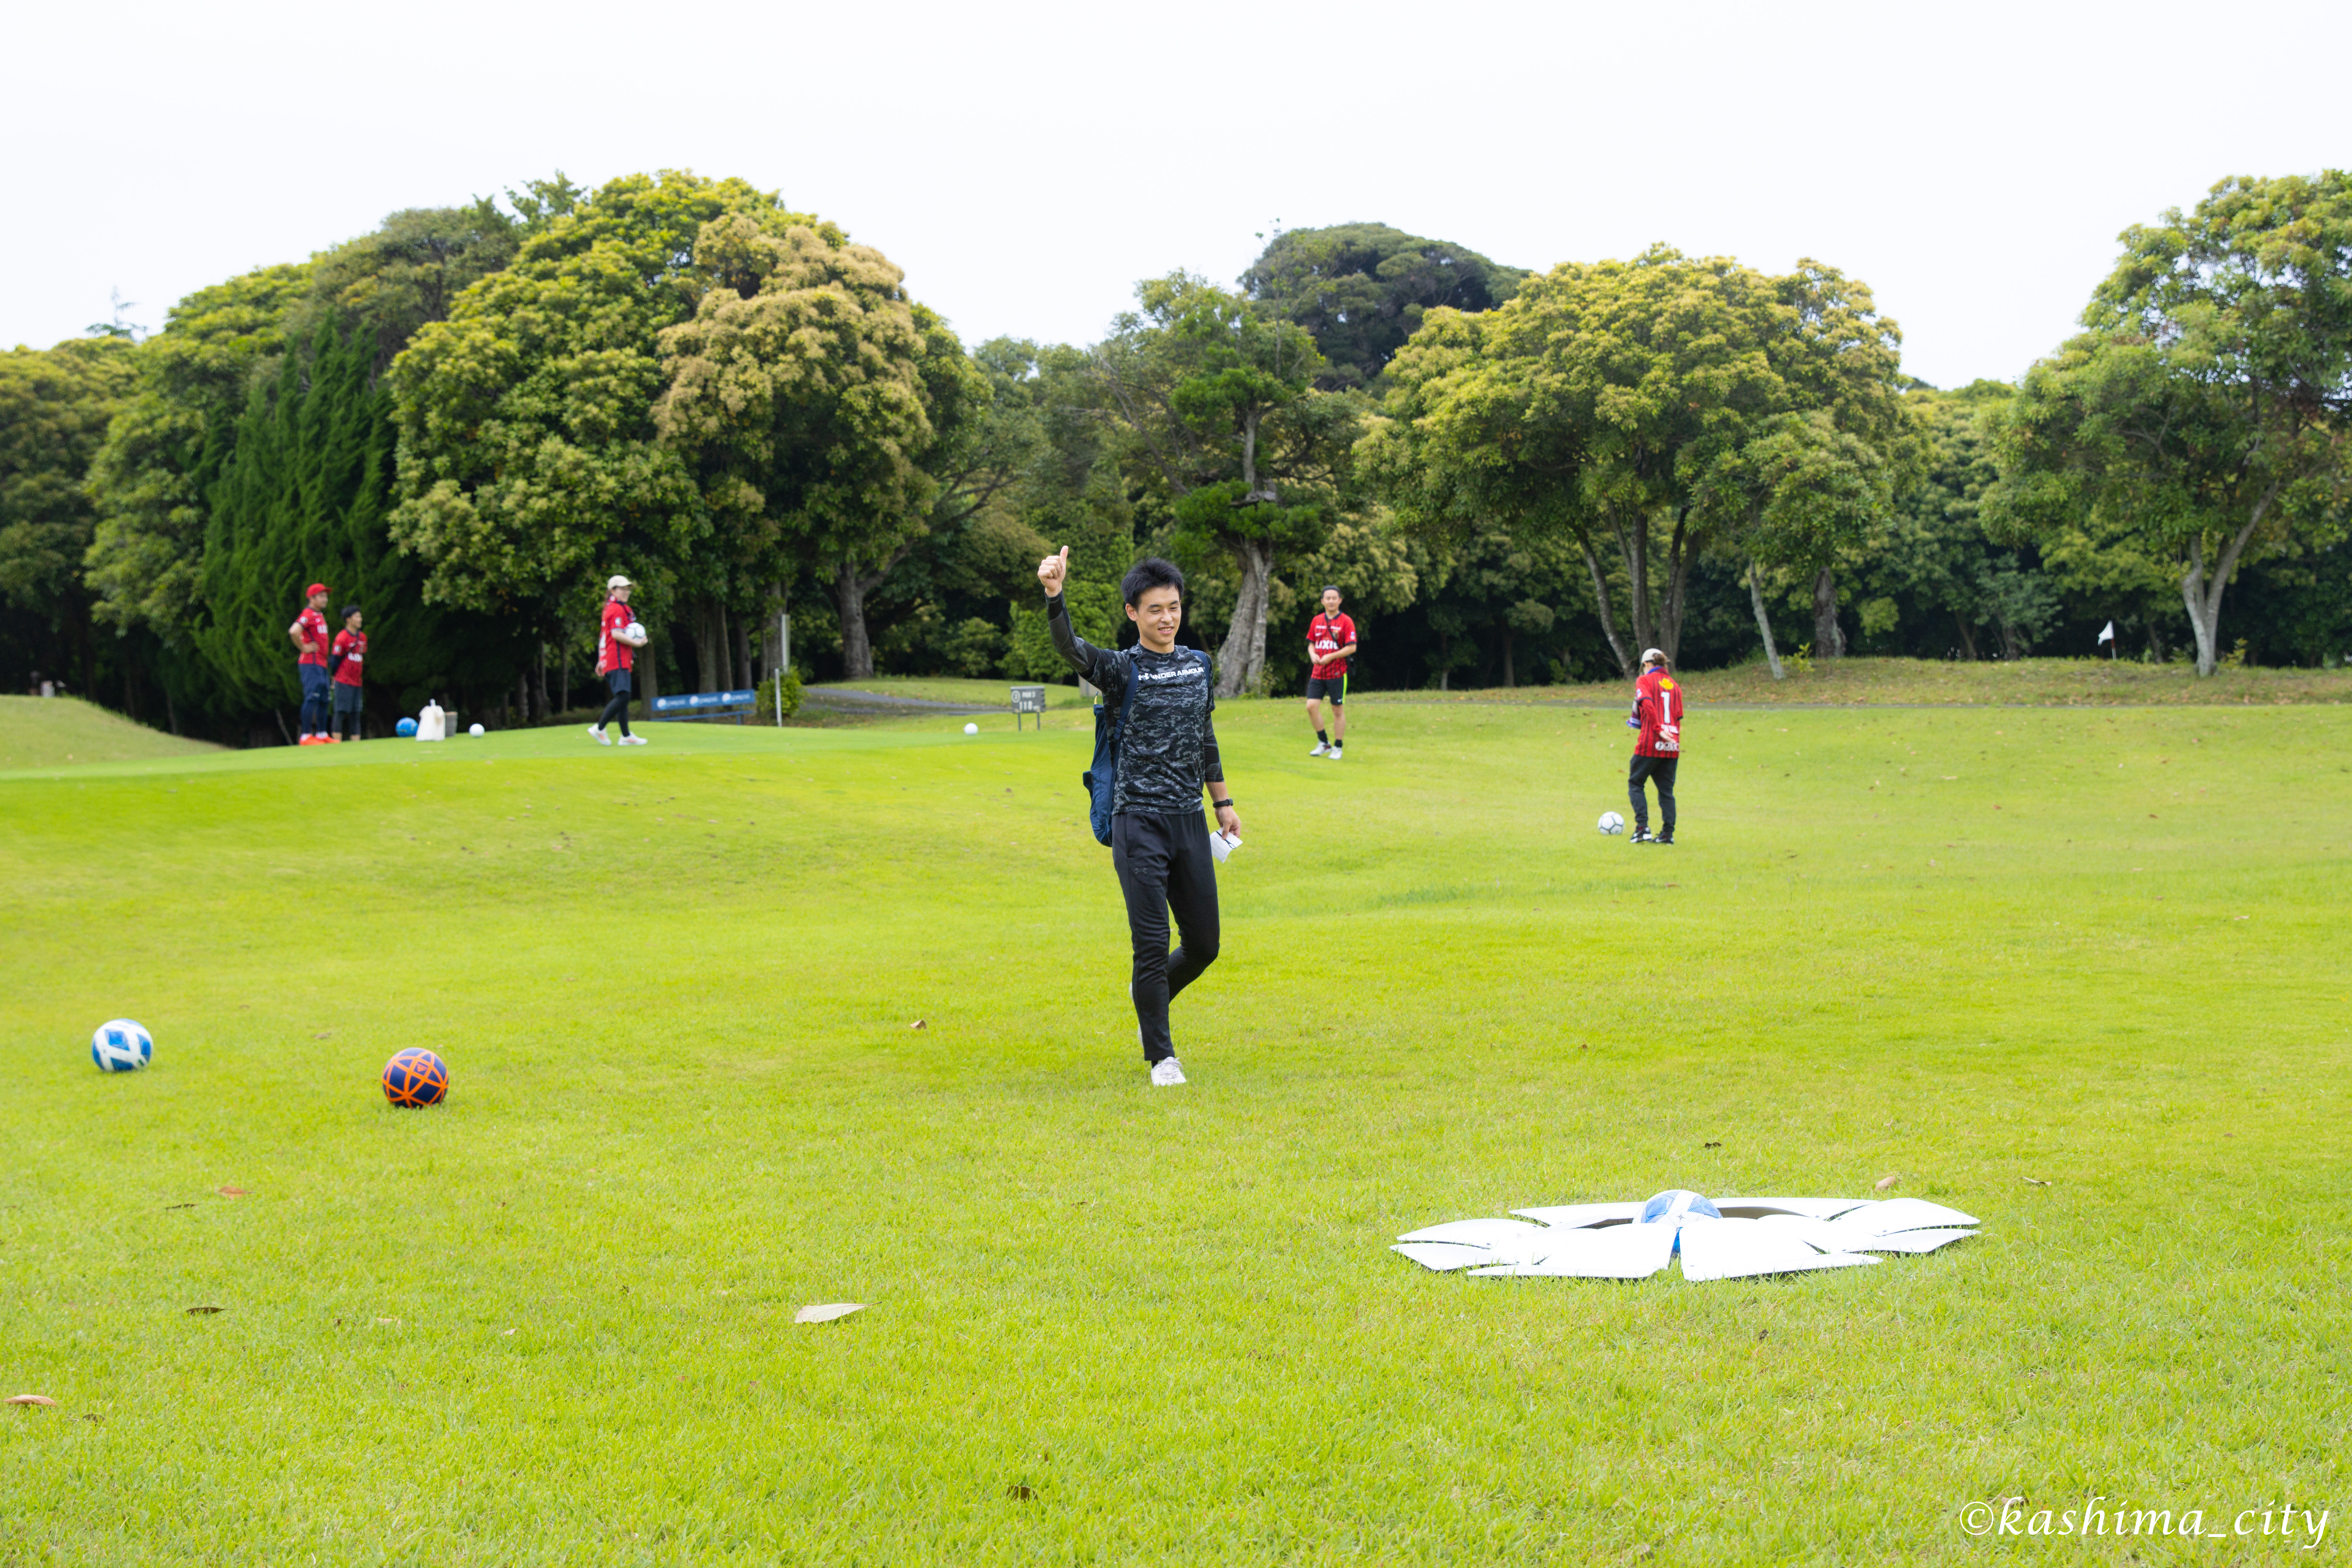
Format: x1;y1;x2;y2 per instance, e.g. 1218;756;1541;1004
1393;1190;1979;1283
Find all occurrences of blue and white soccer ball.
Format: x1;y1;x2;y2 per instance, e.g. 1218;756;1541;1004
91;1019;153;1073
1598;811;1626;835
396;717;419;737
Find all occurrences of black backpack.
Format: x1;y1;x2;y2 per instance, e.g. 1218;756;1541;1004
1082;652;1138;846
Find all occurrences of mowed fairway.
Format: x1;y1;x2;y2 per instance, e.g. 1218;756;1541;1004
3;696;2345;1565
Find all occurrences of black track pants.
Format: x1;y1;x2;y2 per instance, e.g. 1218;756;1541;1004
1111;809;1221;1064
597;670;633;737
1628;754;1677;835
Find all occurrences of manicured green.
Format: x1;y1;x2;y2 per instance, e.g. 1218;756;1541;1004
4;695;2344;1563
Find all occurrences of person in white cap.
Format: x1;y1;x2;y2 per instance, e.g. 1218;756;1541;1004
591;575;649;745
1625;647;1682;844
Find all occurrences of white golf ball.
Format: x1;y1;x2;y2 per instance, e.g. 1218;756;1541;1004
963;722;979;736
468;722;485;736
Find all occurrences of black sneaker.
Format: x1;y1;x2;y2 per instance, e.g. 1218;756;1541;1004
1654;835;1674;846
1630;829;1655;844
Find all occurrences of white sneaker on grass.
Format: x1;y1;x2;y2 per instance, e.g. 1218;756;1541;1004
618;734;648;746
1309;741;1329;757
1327;746;1343;761
589;725;611;745
1149;1057;1187;1087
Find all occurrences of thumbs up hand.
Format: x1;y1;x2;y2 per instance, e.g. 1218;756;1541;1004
1037;545;1069;597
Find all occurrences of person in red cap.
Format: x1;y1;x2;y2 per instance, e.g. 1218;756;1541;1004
288;583;335;744
1625;647;1683;844
590;574;649;745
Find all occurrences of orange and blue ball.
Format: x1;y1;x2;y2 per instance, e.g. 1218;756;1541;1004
381;1048;449;1108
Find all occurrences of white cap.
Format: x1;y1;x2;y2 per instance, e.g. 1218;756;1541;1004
607;574;633;591
1640;647;1667;665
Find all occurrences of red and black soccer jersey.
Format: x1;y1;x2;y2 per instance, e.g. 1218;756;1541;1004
597;599;635;676
331;630;366;686
1308;612;1357;680
290;607;330;667
1632;668;1683;757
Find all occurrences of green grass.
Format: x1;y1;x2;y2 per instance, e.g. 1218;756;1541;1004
804;675;1098;709
0;696;220;771
3;697;2345;1564
1369;654;2352;708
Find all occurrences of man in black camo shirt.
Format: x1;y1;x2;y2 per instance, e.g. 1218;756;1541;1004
1038;547;1241;1088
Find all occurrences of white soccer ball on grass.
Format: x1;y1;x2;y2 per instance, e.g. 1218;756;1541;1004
963;722;979;736
468;723;485;736
1598;811;1626;835
91;1019;153;1073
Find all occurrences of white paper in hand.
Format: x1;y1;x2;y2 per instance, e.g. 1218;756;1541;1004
1209;830;1241;863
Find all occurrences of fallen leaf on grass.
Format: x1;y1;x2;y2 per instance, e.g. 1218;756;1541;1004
794;1303;865;1324
2023;1177;2051;1186
7;1395;57;1407
217;1187;247;1198
185;1305;223;1315
164;1203;196;1210
501;1328;516;1336
1873;1174;1901;1191
909;1020;926;1030
1005;1482;1035;1501
1702;1141;1722;1149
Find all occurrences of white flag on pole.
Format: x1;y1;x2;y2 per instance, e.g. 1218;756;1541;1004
2097;620;2116;645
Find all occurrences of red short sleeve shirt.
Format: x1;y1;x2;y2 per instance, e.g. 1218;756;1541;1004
291;607;330;667
331;630;366;686
597;600;635;675
1634;669;1684;757
1308;613;1356;680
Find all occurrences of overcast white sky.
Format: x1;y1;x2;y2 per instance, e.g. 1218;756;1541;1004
6;0;2346;389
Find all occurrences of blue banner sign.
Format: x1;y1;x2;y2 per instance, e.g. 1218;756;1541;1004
652;689;756;713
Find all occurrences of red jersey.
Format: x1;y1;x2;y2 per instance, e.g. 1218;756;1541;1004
597;599;635;675
1633;668;1683;757
290;607;330;667
331;629;366;687
1308;612;1357;679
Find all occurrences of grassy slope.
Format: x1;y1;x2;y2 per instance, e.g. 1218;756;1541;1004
2;706;2345;1564
0;696;221;771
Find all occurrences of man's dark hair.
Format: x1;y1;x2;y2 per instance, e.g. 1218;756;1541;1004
1321;584;1341;596
341;605;362;619
1121;557;1185;607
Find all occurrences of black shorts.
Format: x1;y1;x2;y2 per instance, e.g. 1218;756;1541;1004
1306;675;1346;704
607;670;633;695
330;683;364;714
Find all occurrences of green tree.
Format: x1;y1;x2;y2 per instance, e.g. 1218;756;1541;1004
1241;223;1525;392
0;336;138;695
1985;172;2352;675
198;319;529;725
84;264;313;650
654;216;986;681
1368;248;1910;671
390;171;809;690
1086;273;1359;694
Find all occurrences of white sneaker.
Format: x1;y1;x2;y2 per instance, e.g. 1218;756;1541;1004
1327;746;1343;761
618;734;648;746
589;725;611;745
1308;742;1329;757
1149;1057;1187;1087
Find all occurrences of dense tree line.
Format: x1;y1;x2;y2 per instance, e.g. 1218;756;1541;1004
2;170;2345;740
